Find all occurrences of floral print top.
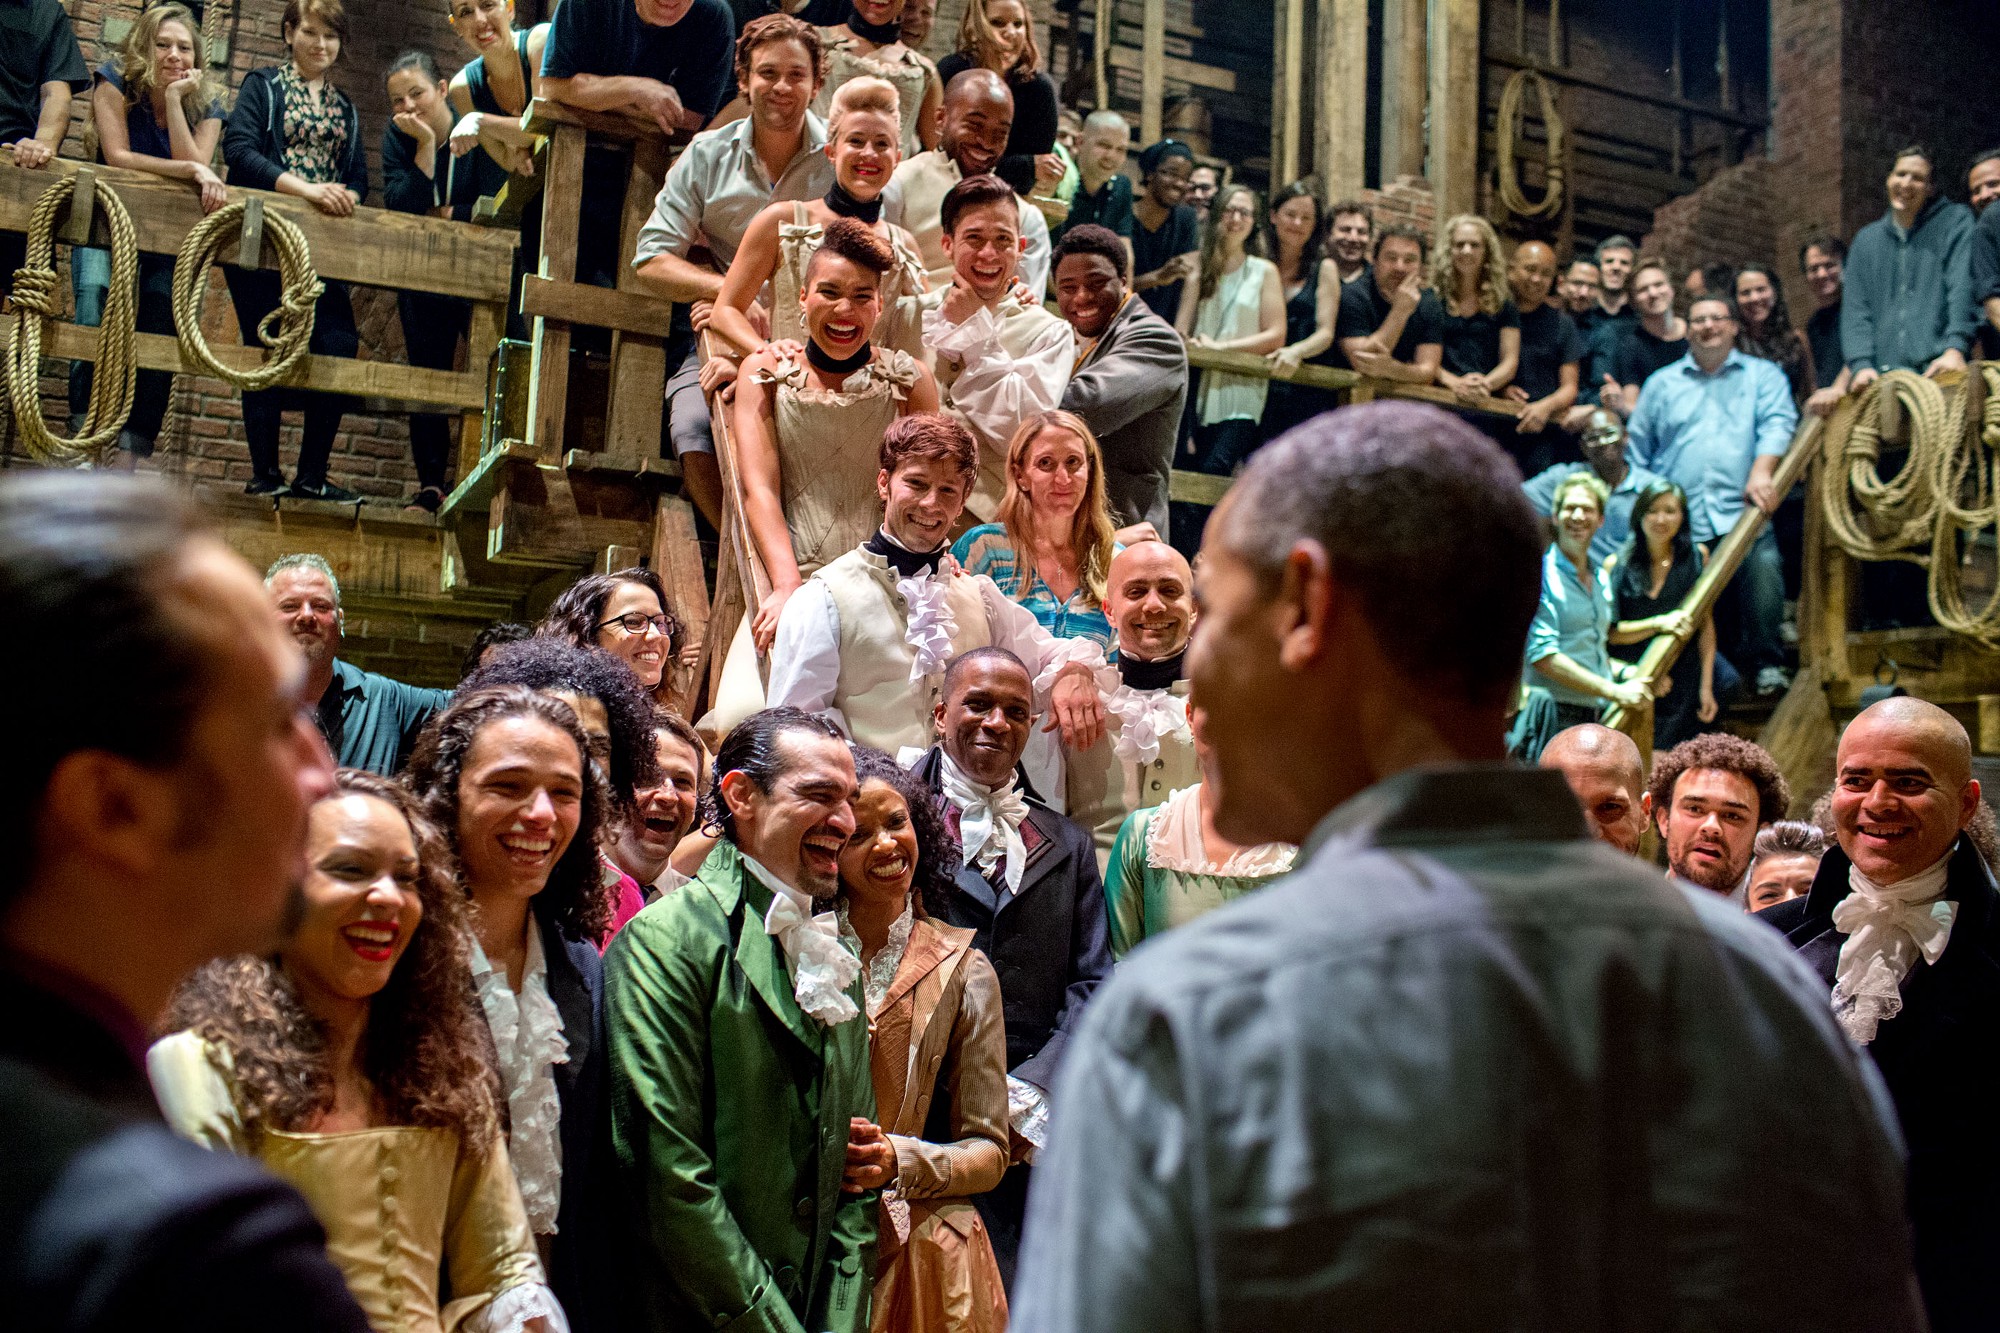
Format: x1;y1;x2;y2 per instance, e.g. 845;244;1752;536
274;63;347;183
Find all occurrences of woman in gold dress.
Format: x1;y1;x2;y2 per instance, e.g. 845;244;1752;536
149;769;564;1333
838;747;1010;1333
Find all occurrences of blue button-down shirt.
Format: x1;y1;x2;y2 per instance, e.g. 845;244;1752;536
1526;545;1614;707
1521;461;1663;566
1625;349;1797;543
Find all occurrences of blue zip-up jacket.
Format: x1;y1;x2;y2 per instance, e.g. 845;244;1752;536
222;65;369;202
1841;194;1976;372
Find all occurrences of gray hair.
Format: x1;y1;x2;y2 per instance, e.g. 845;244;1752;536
1219;401;1544;710
264;553;341;609
1752;820;1828;863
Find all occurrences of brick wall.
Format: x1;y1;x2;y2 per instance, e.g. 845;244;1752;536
1767;0;1843;323
1642;157;1777;296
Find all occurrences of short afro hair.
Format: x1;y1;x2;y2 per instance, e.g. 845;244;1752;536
1052;223;1128;276
805;215;895;282
459;638;661;813
1648;733;1791;827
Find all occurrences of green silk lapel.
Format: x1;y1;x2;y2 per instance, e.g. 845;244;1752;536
728;855;825;1054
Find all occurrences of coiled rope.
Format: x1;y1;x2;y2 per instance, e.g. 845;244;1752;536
1496;68;1565;221
4;174;138;464
171;199;322;391
1819;366;2000;648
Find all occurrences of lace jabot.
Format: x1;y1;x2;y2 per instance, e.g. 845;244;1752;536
1146;783;1296;878
468;919;568;1235
840;901;916;1018
1831;851;1957;1044
746;854;863;1025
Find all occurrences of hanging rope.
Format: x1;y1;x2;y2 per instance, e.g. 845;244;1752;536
1496;68;1565;221
1818;369;1958;565
1927;362;2000;647
171;200;322;391
4;174;139;464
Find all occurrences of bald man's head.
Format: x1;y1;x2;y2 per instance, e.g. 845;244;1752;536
1508;239;1560;307
940;69;1013;176
1105;540;1194;663
1833;697;1981;882
1541;723;1648;855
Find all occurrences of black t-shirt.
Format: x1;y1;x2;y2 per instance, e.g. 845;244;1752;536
1065;172;1134;239
1132;202;1198;322
1515;302;1586;402
1805;300;1844;390
1440;299;1521;378
1575;302;1637;345
1330;271;1445;368
1606;321;1688;390
0;0;88;144
541;0;736;124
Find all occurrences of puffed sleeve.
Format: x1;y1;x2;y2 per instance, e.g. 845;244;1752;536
439;1137;568;1333
147;1031;252;1155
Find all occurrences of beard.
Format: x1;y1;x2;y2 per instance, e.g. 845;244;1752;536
1673;845;1745;894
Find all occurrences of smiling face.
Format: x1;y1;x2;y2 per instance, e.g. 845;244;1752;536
454;715;585;905
1270;192;1319;256
1015;424;1089;522
594;580;669;690
940;86;1013;177
1146;153;1193;207
1509;241;1557;308
387;67;447;124
1055;250;1124;339
1449;221;1487;281
1734;269;1776;329
1106;541;1194;662
1329;210;1370;267
448;0;513;52
1687;296;1737;353
802;250;884;358
1885;152;1932;216
851;0;904;29
1833;710;1978;884
1554;485;1604;559
724;731;857;900
1972;157;2000;213
828;108;901;197
1186;165;1219;216
1597;246;1633;294
1748;852;1818;911
283;793;424;1003
743;35;818;129
1560;260;1600;313
1080;118;1128;177
616;729;702;877
985;0;1028;60
839;777;919;911
286;15;341;76
152;18;197;86
269;566;341;669
1631;265;1675;318
878;454;970;552
943;197;1022;301
936;656;1034;785
1656;767;1760;893
1803;244;1843;304
1638;490;1685;550
1213;187;1256;245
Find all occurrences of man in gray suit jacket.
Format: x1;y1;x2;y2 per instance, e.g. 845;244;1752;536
1013;402;1925;1333
1053;224;1189;534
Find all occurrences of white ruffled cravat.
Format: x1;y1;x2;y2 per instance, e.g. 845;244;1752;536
896;571;957;683
939;751;1029;892
744;855;861;1025
1107;684;1191;765
1831;852;1957;1045
467;921;568;1236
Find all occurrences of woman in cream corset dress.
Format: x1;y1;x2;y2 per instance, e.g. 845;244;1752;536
705;216;939;735
149;770;564;1333
812;0;940;157
708;77;930;366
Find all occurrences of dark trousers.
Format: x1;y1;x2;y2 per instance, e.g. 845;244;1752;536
68;252;179;454
1714;526;1786;674
1170;416;1266;555
1260;382;1338;444
223;266;358;487
398;289;470;493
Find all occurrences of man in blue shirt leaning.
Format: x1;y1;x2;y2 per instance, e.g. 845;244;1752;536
1626;292;1798;696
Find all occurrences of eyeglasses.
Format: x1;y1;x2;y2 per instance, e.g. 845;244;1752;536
1219;204;1255;218
598;612;674;636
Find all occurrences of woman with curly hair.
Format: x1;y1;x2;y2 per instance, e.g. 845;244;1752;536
836;747;1010;1333
1432;213;1520;404
148;769;565;1333
539;567;689;706
406;686;612;1320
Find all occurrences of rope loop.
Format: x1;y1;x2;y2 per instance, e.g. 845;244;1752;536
171;199;321;391
1496;69;1565;221
3;172;139;465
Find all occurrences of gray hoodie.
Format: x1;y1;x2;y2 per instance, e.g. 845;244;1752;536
1841;195;1977;372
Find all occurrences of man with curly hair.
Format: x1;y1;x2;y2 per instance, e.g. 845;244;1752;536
1648;732;1791;900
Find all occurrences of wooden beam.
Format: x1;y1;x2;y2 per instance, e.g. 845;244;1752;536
1427;0;1482;220
487;464;651;567
528;124;585;465
1139;0;1166;144
1316;0;1369;201
523;96;682;148
520;275;677;337
1271;0;1304;186
652;494;711;720
0;158;517;303
19;321;488;410
1383;0;1428;180
1107;45;1236;94
1485;50;1768;131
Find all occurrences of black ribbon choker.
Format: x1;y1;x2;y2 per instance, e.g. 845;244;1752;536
846;4;906;44
1117;651;1184;691
805;338;873;377
824;181;883;224
867;529;945;578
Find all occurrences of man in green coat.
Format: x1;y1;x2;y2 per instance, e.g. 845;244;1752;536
604;708;880;1333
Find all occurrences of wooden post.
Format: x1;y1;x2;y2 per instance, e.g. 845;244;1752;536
651;493;710;719
1381;0;1428;182
1271;0;1304;186
527;123;585;465
1316;0;1369;201
603;136;673;467
1426;0;1481;220
1139;0;1166;145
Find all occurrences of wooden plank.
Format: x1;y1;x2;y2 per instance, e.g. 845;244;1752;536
59;168;95;245
0;158;517;303
1273;0;1304;185
1107;45;1236;94
1139;0;1166;145
1317;0;1369;201
527;125;585;465
459;301;503;482
438;440;540;522
523;96;681;147
236;196;265;269
1486;50;1768;131
1428;0;1481;220
604;333;668;466
520;275;676;337
652;494;712;720
21;320;488;409
1185;345;1357;392
1170;470;1231;506
1384;0;1428;180
620;139;673;292
563;449;681;480
488;464;656;568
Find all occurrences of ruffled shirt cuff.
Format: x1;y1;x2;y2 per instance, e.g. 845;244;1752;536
463;1282;570;1333
1033;636;1108;701
923;302;1007;368
1007;1074;1051;1164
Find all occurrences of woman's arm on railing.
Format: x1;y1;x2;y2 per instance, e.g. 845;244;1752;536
709;205;783;359
731;348;805;652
